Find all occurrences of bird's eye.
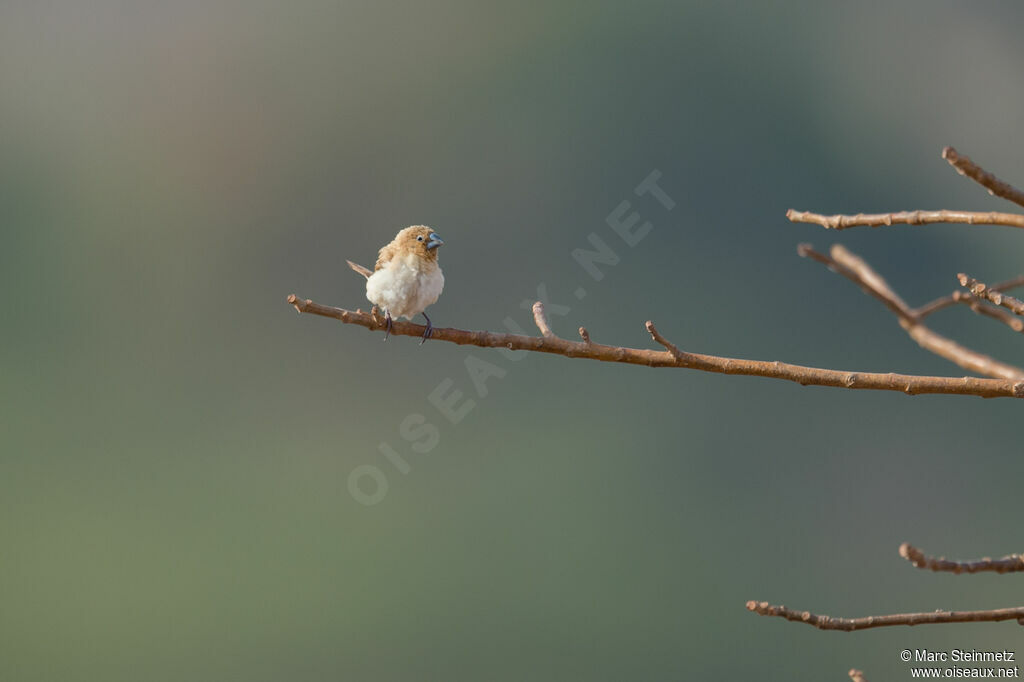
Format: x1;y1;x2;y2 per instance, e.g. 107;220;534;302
417;236;424;241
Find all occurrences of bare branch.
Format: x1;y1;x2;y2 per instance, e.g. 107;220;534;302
824;244;911;315
915;274;1024;318
799;245;1024;381
900;543;1024;575
958;274;1024;315
952;292;1024;333
286;295;1024;398
943;146;1024;209
645;321;685;360
787;208;1024;231
532;301;557;339
848;670;869;682
745;600;1024;632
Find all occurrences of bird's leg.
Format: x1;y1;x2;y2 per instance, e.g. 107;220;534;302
420;311;433;345
383;310;393;341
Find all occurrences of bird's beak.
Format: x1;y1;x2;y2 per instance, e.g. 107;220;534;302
427;233;444;249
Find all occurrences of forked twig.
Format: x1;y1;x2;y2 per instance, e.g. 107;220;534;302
948;292;1024;333
915;274;1024;318
798;245;1024;381
958;274;1024;316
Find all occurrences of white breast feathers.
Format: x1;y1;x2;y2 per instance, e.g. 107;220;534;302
365;254;444;321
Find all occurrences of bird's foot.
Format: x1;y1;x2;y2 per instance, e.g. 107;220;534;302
420;312;433;345
383;311;393;341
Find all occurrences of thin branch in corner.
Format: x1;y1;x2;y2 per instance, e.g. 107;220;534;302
798;244;1024;381
286;295;1024;398
848;669;869;682
958;274;1024;315
900;543;1024;575
788;147;1024;230
943;146;1024;209
787;208;1024;231
745;601;1024;631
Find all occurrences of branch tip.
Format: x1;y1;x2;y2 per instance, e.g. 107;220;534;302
645;321;685;360
959;274;1024;315
532;301;556;339
900;543;1024;574
942;146;1024;209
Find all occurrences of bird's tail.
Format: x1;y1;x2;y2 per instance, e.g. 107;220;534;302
346;260;373;279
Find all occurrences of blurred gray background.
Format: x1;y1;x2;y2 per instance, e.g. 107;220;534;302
3;2;1023;680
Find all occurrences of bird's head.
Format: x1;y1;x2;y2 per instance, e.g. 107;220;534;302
395;225;444;262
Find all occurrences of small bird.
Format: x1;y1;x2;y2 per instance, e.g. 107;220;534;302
347;226;445;343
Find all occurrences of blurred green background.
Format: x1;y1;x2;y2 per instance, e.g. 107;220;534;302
3;2;1024;680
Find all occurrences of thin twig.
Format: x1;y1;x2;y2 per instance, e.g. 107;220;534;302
848;669;868;682
943;146;1024;209
532;301;557;339
646;321;685;360
286;295;1024;399
958;274;1024;315
787;209;1024;231
799;245;1024;381
915;274;1024;318
819;244;911;316
745;601;1024;632
952;292;1024;333
900;543;1024;575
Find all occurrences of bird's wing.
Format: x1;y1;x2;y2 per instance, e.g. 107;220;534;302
346;260;373;279
374;242;398;271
